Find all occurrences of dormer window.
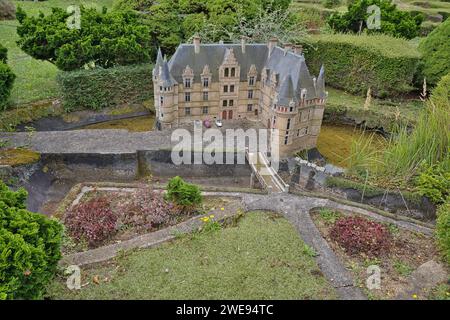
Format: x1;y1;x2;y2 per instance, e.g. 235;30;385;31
224;68;229;77
184;78;191;88
249;76;255;86
203;78;209;88
182;65;194;90
231;68;236;77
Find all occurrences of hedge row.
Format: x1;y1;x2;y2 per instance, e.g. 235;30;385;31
57;64;153;112
301;34;421;98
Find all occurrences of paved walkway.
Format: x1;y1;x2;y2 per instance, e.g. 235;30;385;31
60;190;433;300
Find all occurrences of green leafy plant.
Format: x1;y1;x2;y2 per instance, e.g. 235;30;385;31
0;181;63;300
416;160;450;205
327;0;423;39
166;176;202;212
318;208;340;225
393;260;413;276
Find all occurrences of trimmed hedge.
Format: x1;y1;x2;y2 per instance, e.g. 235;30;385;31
57;64;153;111
301;34;421;97
0;44;16;111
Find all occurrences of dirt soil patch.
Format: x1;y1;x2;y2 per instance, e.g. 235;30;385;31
311;208;447;300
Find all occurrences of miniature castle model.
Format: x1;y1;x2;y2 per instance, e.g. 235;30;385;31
153;36;327;156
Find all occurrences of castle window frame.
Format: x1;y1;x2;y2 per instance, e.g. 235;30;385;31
223;100;228;107
184;78;191;89
248;76;255;86
202;106;209;115
230;85;235;93
247;104;253;112
229;100;234;107
202;77;209;88
248;90;254;99
203;91;209;101
160;96;164;106
224;85;228;93
185;92;191;102
231;68;236;77
224;68;229;77
185;107;191;116
287;118;291;130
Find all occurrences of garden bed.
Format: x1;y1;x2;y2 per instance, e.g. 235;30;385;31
311;207;447;300
61;184;241;254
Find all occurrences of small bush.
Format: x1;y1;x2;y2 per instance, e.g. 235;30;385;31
418;19;450;86
0;45;16;111
64;197;117;247
416;160;450;205
166;176;202;211
116;188;179;232
0;181;63;300
436;199;450;265
57;63;153;111
330;216;392;256
0;0;15;20
301;34;421;97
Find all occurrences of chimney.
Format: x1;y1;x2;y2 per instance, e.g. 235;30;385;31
193;36;201;54
293;45;303;55
241;36;247;54
268;37;278;53
283;43;292;56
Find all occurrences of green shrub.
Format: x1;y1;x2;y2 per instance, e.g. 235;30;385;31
416;158;450;205
0;45;16;110
323;0;341;9
166;176;202;209
0;181;63;300
436;199;450;265
418;19;450;86
327;0;423;39
16;6;153;71
57;63;153;111
301;34;421;97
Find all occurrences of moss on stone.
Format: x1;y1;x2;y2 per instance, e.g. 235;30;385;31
0;148;40;166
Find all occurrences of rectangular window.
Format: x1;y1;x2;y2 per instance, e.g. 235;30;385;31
230;85;235;93
231;68;235;77
249;76;255;86
185;92;191;102
203;78;209;88
224;68;229;77
229;100;234;107
203;91;209;101
202;106;208;114
185;107;191;116
184;78;191;88
287;118;291;130
248;90;254;99
160;86;163;91
273;116;276;127
224;85;228;93
160;96;164;106
284;135;289;145
247;104;253;112
223;100;228;107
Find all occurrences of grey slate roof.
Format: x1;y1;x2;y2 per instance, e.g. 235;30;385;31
160;58;177;87
161;43;324;103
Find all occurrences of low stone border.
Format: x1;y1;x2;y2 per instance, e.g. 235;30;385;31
58;189;435;300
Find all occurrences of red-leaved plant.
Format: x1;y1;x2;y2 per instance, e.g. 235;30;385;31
329;216;392;256
64;197;118;248
116;188;179;232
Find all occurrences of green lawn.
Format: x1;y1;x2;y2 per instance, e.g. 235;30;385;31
46;212;337;300
0;1;115;106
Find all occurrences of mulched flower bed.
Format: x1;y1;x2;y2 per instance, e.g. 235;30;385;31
311;208;447;300
62;186;237;254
